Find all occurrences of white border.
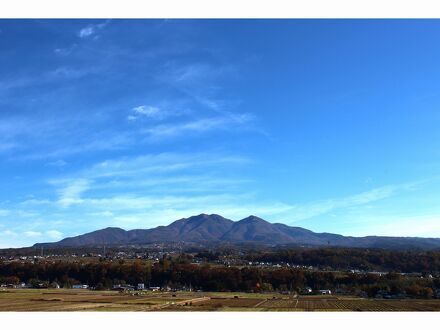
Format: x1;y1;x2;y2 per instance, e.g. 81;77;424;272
0;0;440;18
2;2;440;328
2;311;440;330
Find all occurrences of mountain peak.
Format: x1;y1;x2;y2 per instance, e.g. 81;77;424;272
101;227;125;231
238;215;268;224
186;213;226;222
34;214;440;250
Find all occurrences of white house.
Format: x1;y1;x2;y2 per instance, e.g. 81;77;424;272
319;289;332;295
301;287;313;294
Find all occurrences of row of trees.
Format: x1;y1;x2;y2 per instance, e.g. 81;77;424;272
1;257;439;298
244;248;440;272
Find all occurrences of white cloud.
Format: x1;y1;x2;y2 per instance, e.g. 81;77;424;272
128;104;189;121
20;199;51;206
85;152;250;179
0;209;39;218
78;26;95;38
286;182;421;222
143;114;253;141
0;229;63;247
78;21;109;39
89;211;114;217
65;197;294;229
0;209;11;217
46;230;63;241
93;176;251;193
53;44;77;56
144;117;225;139
47;159;67;167
0;142;17;153
42;152;252;216
338;214;440;238
162;62;239;116
133;105;161;117
17;131;134;161
48;67;90;79
24;231;42;237
55;178;91;207
169;63;235;87
1;230;16;236
378;216;440;237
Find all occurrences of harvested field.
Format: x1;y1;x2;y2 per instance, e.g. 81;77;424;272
2;289;440;311
194;297;265;308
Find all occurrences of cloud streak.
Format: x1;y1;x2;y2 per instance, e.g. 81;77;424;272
142;114;254;141
78;21;110;39
129;105;164;120
285;182;422;223
55;178;91;207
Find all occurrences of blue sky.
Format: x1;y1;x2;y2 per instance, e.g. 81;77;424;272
1;19;440;247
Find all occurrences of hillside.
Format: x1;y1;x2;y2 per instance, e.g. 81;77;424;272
34;214;440;250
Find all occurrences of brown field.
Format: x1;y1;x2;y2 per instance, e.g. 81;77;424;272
2;289;440;311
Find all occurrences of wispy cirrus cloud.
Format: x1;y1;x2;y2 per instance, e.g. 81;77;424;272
0;209;11;217
46;159;67;167
54;44;78;56
54;178;91;207
129;105;163;120
0;66;96;94
83;152;250;179
12;129;135;161
285;181;422;223
0;229;64;248
162;62;236;112
36;150;424;234
143;114;254;141
43;152;252;212
46;230;63;240
23;231;42;238
78;20;110;39
127;105;179;121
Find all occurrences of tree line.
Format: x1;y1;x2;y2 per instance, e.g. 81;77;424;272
244;248;440;273
1;257;439;298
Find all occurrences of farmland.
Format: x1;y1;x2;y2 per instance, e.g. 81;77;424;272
2;289;440;311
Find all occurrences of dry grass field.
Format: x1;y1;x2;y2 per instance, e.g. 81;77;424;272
2;289;440;311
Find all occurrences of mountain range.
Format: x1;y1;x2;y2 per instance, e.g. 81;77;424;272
34;214;440;250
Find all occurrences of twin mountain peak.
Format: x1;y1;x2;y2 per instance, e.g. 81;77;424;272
35;213;440;250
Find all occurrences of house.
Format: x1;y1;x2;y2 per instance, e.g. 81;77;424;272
112;284;135;291
112;286;125;292
137;283;145;290
72;284;89;289
319;289;332;295
301;287;313;295
149;286;161;292
33;282;48;289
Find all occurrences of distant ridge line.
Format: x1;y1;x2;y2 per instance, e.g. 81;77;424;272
34;213;440;250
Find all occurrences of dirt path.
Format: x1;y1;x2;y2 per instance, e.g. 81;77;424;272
253;299;268;308
151;296;211;310
175;296;211;306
